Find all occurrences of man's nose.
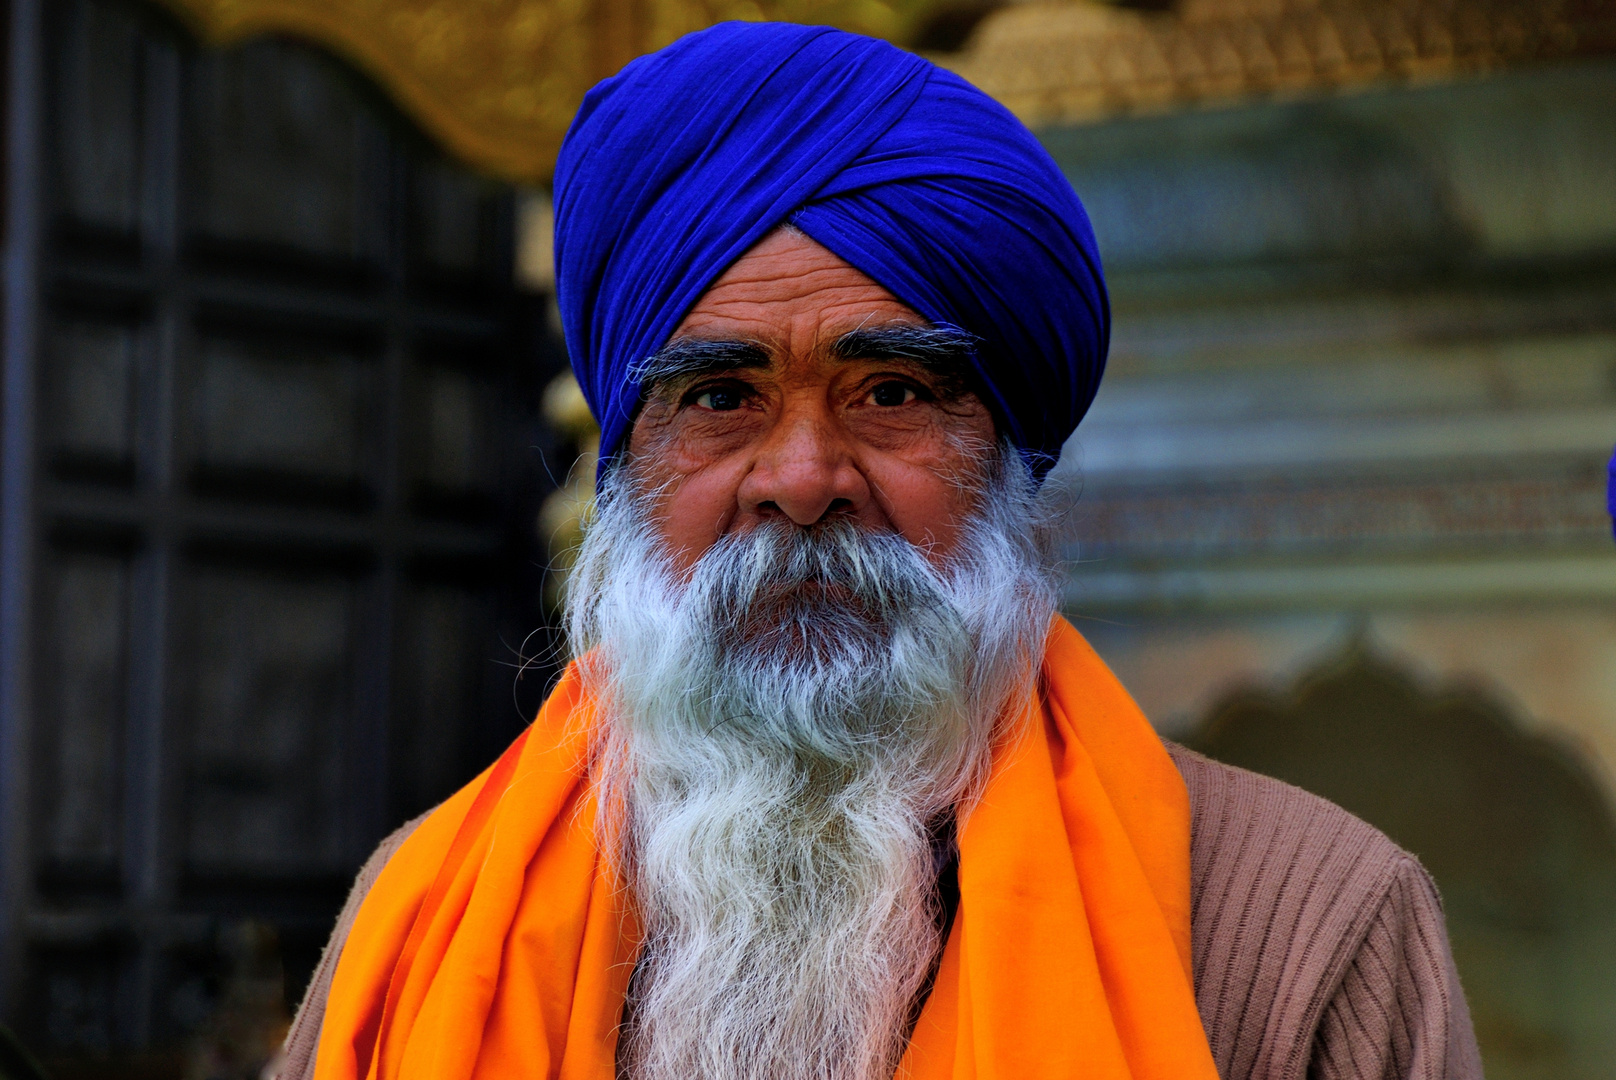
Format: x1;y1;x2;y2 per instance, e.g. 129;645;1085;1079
736;406;870;526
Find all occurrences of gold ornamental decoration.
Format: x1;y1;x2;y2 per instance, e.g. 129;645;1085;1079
944;0;1616;130
152;0;941;183
151;0;1616;183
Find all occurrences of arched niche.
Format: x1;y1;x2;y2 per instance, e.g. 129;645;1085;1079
1192;644;1616;1080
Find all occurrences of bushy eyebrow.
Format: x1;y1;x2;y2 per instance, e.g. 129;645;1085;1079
633;338;769;393
633;323;980;401
830;324;978;378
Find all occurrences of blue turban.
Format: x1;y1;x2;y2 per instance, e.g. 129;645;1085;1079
553;21;1108;480
1608;444;1615;542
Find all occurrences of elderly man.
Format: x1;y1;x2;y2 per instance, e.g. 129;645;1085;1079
278;23;1480;1080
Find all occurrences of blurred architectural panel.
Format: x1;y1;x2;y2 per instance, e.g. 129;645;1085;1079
181;568;354;876
1050;60;1616;601
1051;54;1616;1078
950;0;1616;127
0;0;569;1071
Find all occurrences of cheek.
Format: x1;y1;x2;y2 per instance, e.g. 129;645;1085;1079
874;464;977;554
629;410;763;573
865;406;996;556
633;459;749;574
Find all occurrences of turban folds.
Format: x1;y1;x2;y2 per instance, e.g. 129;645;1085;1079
553;22;1109;479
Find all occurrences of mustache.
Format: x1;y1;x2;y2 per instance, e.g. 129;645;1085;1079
687;516;950;656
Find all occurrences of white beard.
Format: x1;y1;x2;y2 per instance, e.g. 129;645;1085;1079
567;449;1058;1080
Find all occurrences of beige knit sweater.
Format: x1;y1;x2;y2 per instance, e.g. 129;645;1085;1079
278;744;1483;1080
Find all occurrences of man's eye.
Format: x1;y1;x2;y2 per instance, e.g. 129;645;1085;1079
693;386;745;411
869;382;917;407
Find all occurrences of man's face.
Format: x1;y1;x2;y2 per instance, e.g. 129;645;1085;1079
627;228;998;575
586;230;1055;1080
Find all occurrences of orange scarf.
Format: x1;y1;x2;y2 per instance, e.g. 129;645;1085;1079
313;618;1217;1080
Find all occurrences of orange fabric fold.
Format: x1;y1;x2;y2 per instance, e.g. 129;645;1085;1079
313;618;1218;1080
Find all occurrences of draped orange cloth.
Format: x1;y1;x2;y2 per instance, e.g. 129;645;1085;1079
312;618;1218;1080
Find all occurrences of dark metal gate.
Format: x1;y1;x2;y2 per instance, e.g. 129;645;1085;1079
0;0;561;1066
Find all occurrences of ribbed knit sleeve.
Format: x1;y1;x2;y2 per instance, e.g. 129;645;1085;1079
1166;743;1482;1080
1310;857;1484;1080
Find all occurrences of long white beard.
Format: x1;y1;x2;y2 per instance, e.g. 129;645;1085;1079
567;450;1058;1080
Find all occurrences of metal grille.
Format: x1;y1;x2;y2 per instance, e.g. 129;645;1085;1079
0;0;561;1060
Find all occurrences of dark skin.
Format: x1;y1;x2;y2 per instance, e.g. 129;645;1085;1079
627;227;998;576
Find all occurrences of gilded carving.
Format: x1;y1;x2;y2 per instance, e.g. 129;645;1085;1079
151;0;1614;182
945;0;1616;130
152;0;936;182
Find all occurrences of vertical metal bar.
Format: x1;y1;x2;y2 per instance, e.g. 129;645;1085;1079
0;0;44;1024
121;26;181;1049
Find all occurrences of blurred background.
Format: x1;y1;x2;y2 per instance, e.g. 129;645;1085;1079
0;0;1611;1077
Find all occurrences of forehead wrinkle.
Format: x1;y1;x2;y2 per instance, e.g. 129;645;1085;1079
699;253;900;300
